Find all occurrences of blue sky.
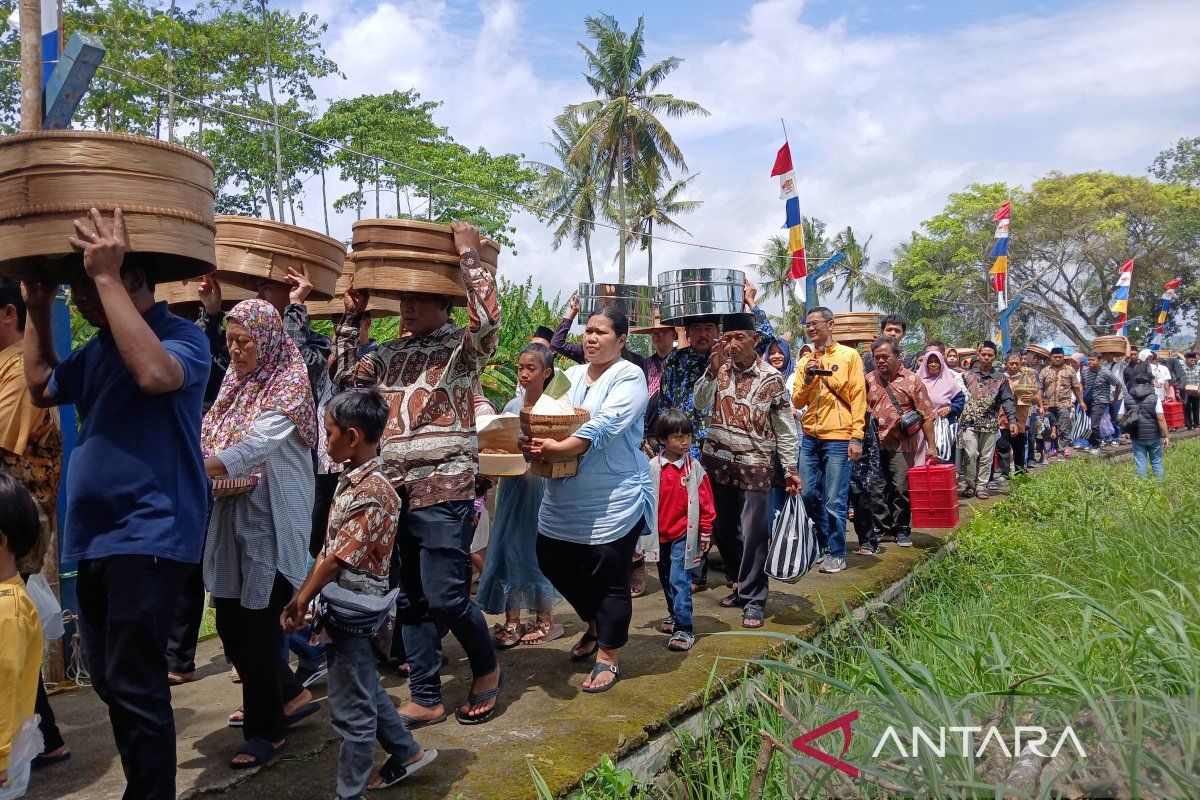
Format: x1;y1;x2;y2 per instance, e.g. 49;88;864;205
277;0;1199;318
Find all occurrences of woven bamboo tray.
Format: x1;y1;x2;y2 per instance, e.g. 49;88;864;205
351;219;500;267
307;261;405;321
0;131;216;282
349;249;496;307
213;216;345;301
520;407;590;479
831;311;880;343
1092;335;1129;356
157;277;253;317
1026;344;1051;359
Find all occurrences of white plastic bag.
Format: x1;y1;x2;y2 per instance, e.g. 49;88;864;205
24;573;63;641
0;716;44;799
933;417;956;463
766;496;820;583
1069;406;1092;443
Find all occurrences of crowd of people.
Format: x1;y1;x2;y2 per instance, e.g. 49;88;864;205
0;208;1194;799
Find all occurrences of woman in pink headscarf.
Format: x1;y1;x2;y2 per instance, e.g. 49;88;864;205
917;350;965;461
201;299;319;769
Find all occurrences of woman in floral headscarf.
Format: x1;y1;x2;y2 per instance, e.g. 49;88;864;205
201;299;319;769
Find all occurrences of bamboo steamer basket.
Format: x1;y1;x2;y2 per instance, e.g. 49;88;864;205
1091;335;1129;356
0;131;216;282
831;311;880;344
1026;343;1051;359
306;261;405;321
349;249;496;308
351;219;500;268
519;407;590;479
213;216;345;301
157;277;253;317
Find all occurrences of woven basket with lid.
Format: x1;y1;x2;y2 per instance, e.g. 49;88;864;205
0;131;216;282
519;407;590;479
213;216;345;301
157;276;253;317
351;219;499;267
306;260;405;321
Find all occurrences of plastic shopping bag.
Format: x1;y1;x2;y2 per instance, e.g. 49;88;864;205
1069;406;1092;443
766;495;820;583
25;572;64;641
0;716;44;799
933;417;956;464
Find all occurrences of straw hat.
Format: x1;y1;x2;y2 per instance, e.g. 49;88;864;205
630;307;676;335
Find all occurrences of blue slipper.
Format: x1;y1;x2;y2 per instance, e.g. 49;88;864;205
582;662;621;694
455;672;506;725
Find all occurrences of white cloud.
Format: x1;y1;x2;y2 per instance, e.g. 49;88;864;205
284;0;1200;319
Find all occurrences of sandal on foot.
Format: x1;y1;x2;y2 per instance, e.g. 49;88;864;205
719;592;745;609
455;672;506;725
569;633;599;662
168;671;195;686
975;490;991;499
742;608;766;629
370;748;439;790
520;622;564;645
397;710;448;730
492;621;525;649
231;737;286;770
657;617;676;635
31;746;71;769
582;662;621;694
228;707;244;728
667;631;695;651
284;701;320;728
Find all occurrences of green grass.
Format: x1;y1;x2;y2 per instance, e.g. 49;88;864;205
543;441;1200;799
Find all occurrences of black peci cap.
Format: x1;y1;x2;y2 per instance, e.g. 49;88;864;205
533;326;555;342
721;313;756;333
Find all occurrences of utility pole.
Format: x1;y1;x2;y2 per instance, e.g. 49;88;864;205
19;0;41;131
166;0;176;142
259;0;285;222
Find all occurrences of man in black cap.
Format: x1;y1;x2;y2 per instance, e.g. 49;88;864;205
531;325;555;349
692;313;799;629
1038;346;1085;459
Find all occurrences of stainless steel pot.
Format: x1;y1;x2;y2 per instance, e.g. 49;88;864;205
577;282;657;328
656;268;745;325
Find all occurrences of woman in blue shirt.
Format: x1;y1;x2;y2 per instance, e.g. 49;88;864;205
522;307;653;694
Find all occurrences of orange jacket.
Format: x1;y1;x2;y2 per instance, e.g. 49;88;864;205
791;343;867;441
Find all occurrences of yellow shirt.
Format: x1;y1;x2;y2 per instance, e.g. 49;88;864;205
791;343;867;441
0;574;40;773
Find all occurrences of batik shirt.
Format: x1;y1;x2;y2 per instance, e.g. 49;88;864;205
333;249;500;510
960;367;1017;433
323;457;402;597
1039;365;1081;408
865;367;936;452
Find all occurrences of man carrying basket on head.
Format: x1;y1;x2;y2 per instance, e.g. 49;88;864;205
333;222;504;728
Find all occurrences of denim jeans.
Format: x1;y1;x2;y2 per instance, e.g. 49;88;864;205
800;436;852;559
328;632;421;800
76;555;192;800
392;499;498;708
656;535;694;633
1131;439;1164;479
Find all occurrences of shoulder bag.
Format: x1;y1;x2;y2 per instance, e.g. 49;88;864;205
880;377;925;437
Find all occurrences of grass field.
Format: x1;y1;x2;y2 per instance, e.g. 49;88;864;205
545;441;1200;799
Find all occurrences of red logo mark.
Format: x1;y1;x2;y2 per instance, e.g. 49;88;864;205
792;710;859;779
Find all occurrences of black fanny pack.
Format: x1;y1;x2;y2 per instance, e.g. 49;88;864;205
315;584;400;638
883;380;925;437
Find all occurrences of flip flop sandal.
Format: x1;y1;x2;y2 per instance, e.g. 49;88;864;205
31;747;71;769
284;701;320;728
719;593;745;609
521;622;564;644
168;671;195;686
231;737;287;770
397;710;448;730
455;672;506;725
370;748;439;790
492;622;525;649
569;633;599;662
582;662;621;694
228;707;244;728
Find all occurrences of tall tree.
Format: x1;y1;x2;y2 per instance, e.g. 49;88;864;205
622;165;701;285
756;217;830;335
829;226;872;311
1150;136;1200;186
561;13;709;283
530;114;601;281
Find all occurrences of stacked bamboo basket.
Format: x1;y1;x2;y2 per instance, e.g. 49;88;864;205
0;131;217;282
1026;343;1051;360
349;219;499;305
832;312;881;345
307;260;405;322
212;215;345;300
1092;335;1130;356
157;276;253;317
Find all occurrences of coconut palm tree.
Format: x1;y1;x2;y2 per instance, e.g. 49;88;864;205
757;218;832;334
830;226;873;311
529;114;601;281
562;13;709;283
622;165;702;285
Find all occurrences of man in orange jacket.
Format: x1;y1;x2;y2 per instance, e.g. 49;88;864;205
792;307;867;574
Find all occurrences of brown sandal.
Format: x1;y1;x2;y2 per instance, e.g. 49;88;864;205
492;622;525;649
520;621;564;644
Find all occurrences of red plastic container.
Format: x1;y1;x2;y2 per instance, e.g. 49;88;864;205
908;463;960;529
1164;400;1185;431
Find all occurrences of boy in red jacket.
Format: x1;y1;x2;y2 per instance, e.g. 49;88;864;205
647;410;716;651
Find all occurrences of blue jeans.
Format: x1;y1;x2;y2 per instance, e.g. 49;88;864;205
1131;439;1164;479
392;499;497;708
327;631;421;800
656;536;694;633
800;436;852;559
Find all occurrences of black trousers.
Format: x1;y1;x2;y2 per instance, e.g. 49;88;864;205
1005;429;1027;472
875;449;916;538
311;472;340;558
710;482;771;611
537;520;644;650
164;563;206;674
1184;393;1200;429
76;555;191;800
213;573;300;743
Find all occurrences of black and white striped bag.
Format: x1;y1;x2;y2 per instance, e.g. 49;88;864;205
932;417;956;463
766;495;820;583
1070;405;1092;442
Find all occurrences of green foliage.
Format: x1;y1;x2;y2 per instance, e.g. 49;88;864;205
559;13;709;283
530;114;602;281
620;164;702;286
479;276;566;409
1150;136;1200;187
